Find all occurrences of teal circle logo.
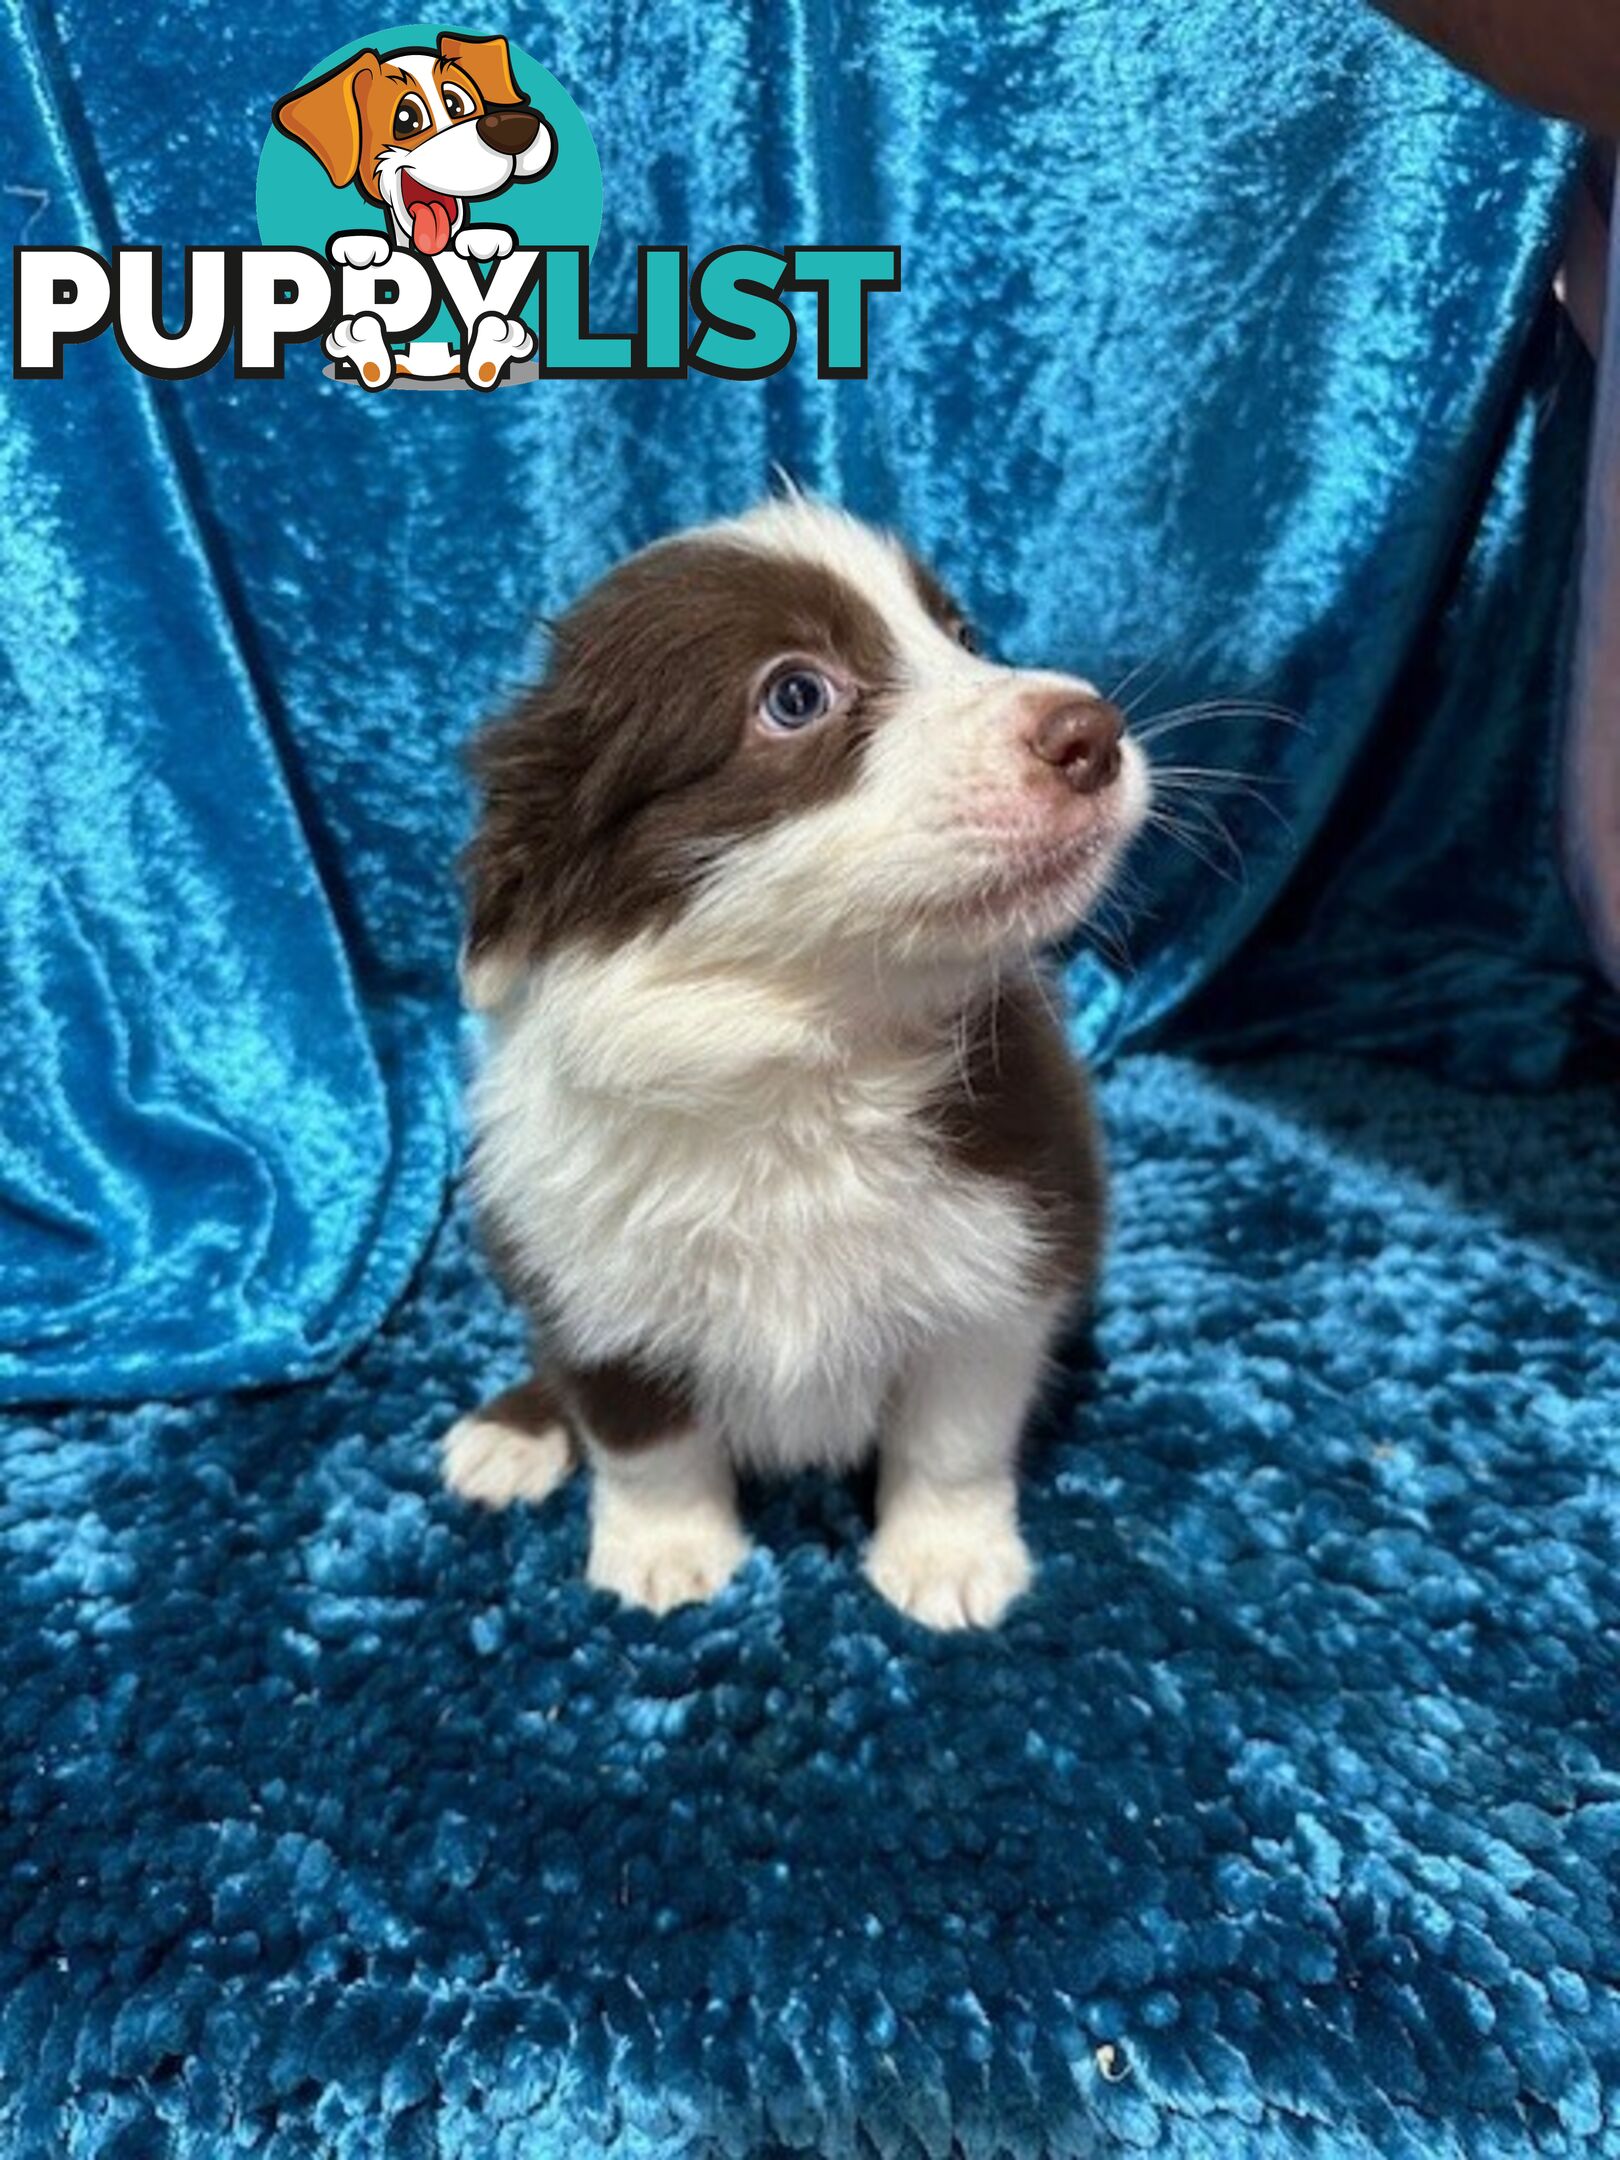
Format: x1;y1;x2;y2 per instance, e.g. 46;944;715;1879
256;24;601;376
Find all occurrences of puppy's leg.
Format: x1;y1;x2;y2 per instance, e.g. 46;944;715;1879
324;310;394;390
571;1360;748;1613
442;1375;576;1507
464;313;535;391
867;1301;1062;1630
585;1429;750;1615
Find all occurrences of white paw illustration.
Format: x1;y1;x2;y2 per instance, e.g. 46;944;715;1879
454;223;516;264
325;312;394;391
588;1516;751;1614
866;1518;1033;1630
442;1415;574;1508
464;313;534;391
329;231;394;270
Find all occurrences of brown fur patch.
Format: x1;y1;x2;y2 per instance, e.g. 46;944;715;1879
462;536;899;969
476;1374;567;1436
929;974;1105;1295
558;1358;694;1453
467;1360;690;1455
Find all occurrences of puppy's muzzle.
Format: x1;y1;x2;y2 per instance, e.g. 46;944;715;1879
477;108;543;155
1026;694;1124;796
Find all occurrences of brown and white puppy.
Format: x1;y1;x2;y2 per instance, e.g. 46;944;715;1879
274;34;555;388
273;34;555;259
444;498;1149;1629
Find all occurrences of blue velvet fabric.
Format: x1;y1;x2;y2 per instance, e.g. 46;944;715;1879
7;0;1620;2152
2;0;1610;1403
6;1054;1620;2157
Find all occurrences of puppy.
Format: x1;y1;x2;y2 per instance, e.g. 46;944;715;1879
443;498;1149;1629
274;34;555;258
273;33;554;387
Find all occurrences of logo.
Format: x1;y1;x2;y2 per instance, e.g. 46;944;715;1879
12;23;901;392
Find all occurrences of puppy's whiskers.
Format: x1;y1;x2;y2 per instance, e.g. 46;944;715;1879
1072;887;1139;978
1106;653;1172;717
1149;759;1296;845
1133;697;1307;748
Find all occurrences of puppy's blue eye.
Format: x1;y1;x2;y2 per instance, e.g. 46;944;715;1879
760;667;835;732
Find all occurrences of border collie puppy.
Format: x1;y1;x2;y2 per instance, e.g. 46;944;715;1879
444;496;1149;1628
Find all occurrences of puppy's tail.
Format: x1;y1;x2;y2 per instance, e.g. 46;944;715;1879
441;1375;580;1509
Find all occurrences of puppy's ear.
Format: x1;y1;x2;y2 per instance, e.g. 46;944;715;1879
273;51;379;188
438;32;525;107
460;673;582;1003
459;767;536;1012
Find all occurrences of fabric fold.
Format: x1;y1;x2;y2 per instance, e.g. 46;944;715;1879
1;3;458;1401
1566;164;1620;988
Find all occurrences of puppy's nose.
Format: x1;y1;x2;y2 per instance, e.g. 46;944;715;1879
476;108;542;155
1026;694;1124;795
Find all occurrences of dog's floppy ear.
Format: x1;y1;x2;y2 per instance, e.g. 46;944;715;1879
439;32;526;107
272;51;379;189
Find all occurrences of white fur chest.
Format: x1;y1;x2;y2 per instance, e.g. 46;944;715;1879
470;945;1044;1470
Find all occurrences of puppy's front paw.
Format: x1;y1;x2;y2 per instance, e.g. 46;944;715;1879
464;314;533;390
442;1414;574;1508
588;1516;750;1614
330;230;394;270
454;223;515;263
866;1513;1033;1631
325;311;394;389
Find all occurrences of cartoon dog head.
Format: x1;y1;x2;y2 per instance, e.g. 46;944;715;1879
273;33;556;257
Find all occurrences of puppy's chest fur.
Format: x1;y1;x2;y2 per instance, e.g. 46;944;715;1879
473;962;1095;1470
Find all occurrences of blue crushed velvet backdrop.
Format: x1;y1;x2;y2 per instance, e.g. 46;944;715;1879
5;0;1620;2154
2;0;1609;1403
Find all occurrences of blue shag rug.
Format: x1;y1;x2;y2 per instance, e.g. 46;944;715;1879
5;1050;1619;2158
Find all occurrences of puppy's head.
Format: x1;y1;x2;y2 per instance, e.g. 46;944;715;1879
273;35;555;255
463;498;1149;1011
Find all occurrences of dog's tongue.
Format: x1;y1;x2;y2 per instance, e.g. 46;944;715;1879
409;195;453;255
